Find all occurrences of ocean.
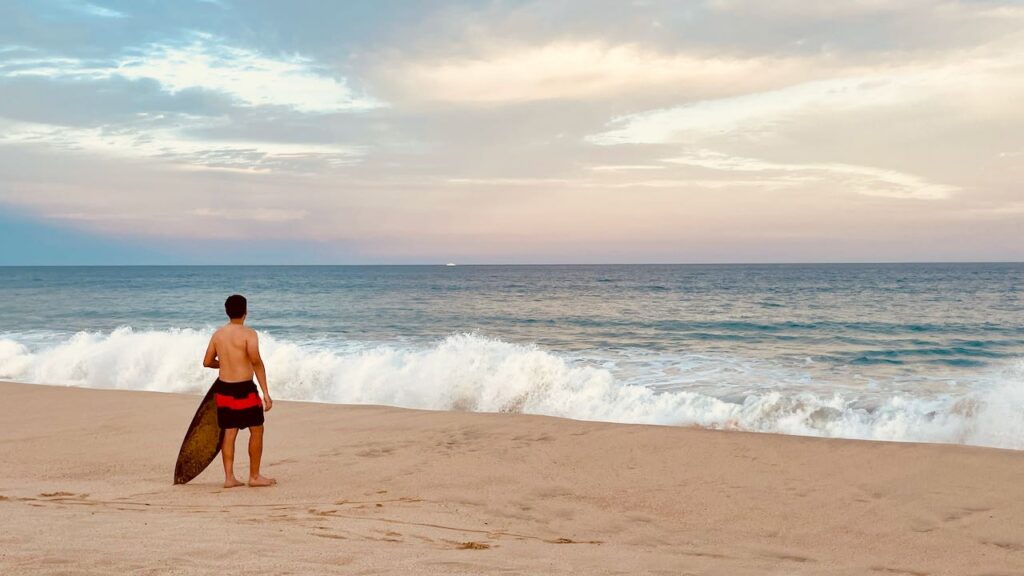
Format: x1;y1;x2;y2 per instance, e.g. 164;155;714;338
1;264;1022;448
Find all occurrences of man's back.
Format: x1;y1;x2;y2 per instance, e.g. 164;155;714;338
212;324;256;382
203;293;274;487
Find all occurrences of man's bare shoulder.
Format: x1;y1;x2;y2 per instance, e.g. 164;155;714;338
226;325;257;339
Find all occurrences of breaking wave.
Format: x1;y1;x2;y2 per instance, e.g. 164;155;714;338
1;327;1022;449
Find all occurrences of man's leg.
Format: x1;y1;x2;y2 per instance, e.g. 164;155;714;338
221;428;243;488
247;425;276;486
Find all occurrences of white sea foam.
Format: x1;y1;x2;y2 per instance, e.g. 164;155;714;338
1;328;1022;449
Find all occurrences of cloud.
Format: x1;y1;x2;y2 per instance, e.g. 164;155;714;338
74;2;125;18
587;73;903;145
391;41;810;104
116;34;381;113
0;33;380;113
707;0;1024;22
664;150;958;200
446;177;574;186
706;0;928;19
0;74;236;127
0;119;362;171
588;165;666;172
587;43;1024;145
189;207;308;222
0;55;108;80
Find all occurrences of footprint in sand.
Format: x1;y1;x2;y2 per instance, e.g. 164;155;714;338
942;506;992;522
870;566;928;576
548;537;604;545
314;533;348;541
982;540;1024;552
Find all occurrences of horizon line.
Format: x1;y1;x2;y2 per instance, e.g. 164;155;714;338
2;261;1023;267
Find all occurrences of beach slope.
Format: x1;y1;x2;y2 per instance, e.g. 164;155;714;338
1;381;1022;575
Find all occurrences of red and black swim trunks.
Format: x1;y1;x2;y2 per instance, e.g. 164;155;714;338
212;378;265;430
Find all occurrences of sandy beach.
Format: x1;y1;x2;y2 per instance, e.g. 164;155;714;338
2;380;1023;575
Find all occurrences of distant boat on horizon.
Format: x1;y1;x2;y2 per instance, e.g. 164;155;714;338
446;262;457;267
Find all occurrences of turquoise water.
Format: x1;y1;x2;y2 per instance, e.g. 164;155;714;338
1;264;1023;447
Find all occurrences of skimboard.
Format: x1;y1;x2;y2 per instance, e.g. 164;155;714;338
173;385;223;484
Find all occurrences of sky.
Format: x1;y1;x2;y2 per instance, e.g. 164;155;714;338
0;0;1022;264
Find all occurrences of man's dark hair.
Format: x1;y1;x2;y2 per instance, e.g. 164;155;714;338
225;294;247;319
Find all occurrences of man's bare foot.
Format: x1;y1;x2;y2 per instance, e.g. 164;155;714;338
248;475;277;487
224;478;244;489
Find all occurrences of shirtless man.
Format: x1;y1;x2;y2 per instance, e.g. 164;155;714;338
202;294;276;488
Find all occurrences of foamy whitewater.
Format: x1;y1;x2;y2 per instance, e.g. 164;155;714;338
1;265;1022;448
2;328;1024;448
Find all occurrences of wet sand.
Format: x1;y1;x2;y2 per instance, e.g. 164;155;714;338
2;380;1023;575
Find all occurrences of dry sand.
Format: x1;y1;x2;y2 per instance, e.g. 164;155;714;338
2;380;1023;575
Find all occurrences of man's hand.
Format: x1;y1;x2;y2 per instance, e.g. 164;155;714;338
264;395;273;412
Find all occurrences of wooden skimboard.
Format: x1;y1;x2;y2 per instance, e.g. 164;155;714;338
173;385;223;484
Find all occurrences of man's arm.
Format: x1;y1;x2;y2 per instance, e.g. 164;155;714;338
247;331;272;412
202;337;219;369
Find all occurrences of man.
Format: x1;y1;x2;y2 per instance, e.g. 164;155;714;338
202;294;276;488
